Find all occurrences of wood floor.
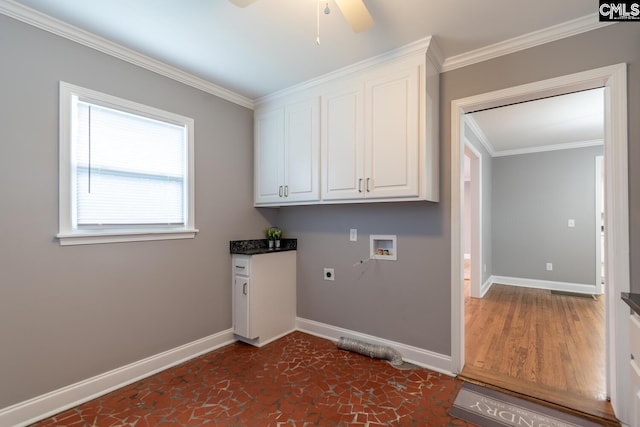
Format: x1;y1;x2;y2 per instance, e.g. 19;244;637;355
461;274;619;425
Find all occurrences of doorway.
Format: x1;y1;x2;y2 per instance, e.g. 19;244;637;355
462;92;609;416
596;155;605;294
464;144;481;299
450;64;630;421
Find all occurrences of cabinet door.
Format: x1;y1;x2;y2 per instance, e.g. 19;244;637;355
233;276;252;339
632;360;640;427
321;85;365;201
632;314;640;427
254;108;284;204
364;65;420;199
283;98;320;203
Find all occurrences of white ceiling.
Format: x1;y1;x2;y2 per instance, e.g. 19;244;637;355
7;0;599;100
3;0;607;155
468;88;605;156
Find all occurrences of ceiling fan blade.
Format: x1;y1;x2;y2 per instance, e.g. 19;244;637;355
334;0;374;33
229;0;258;7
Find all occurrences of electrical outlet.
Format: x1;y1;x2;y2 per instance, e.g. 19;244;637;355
568;219;575;228
546;263;553;271
350;229;357;241
324;268;335;281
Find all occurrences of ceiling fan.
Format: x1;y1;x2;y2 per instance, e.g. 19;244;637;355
228;0;374;33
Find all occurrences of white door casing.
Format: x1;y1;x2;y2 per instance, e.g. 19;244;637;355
595;155;605;294
450;64;629;423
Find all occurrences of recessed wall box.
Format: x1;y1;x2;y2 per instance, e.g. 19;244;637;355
370;235;397;260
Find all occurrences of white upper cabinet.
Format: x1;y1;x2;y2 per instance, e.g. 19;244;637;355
322;63;420;201
254;37;441;206
364;64;420;199
321;84;365;200
254;107;285;204
254;97;320;206
285;99;320;203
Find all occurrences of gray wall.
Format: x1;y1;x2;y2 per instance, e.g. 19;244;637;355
464;122;493;284
279;22;640;358
0;15;276;408
275;202;449;352
492;146;603;285
2;11;639;412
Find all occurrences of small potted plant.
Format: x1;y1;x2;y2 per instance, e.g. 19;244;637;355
265;227;283;249
272;228;283;248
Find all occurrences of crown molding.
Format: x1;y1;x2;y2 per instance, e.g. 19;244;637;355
1;0;615;108
0;0;254;109
464;115;495;156
492;139;604;157
256;37;436;107
424;36;444;72
442;14;616;73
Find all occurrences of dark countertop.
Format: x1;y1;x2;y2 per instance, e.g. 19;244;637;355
622;292;640;316
230;238;297;255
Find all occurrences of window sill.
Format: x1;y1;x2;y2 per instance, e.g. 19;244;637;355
56;228;199;246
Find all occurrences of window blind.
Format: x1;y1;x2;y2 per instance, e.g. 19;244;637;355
74;100;186;226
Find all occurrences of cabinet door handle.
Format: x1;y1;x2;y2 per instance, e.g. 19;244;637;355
243;283;247;295
366;178;371;192
279;186;283;197
284;185;289;197
358;178;363;193
235;265;245;269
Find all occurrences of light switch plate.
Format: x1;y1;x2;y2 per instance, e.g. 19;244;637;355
350;229;357;241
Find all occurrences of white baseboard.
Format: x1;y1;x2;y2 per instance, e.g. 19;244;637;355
491;275;598;294
0;329;235;427
480;276;495;297
3;320;455;426
296;317;454;376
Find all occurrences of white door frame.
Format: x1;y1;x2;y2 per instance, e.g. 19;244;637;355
464;142;482;299
595;155;605;295
450;64;629;422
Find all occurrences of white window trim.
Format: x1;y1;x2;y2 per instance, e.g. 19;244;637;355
57;81;197;246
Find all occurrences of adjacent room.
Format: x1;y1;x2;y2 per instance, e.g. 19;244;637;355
461;90;610;417
0;0;638;426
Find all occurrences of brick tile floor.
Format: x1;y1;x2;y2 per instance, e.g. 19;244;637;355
31;331;475;426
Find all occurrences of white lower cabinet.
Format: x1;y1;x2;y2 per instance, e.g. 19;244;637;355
630;313;640;426
232;251;296;346
233;275;252;339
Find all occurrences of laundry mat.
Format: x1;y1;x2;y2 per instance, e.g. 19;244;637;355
450;382;606;427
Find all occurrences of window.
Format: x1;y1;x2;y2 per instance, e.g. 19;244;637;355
58;82;197;245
